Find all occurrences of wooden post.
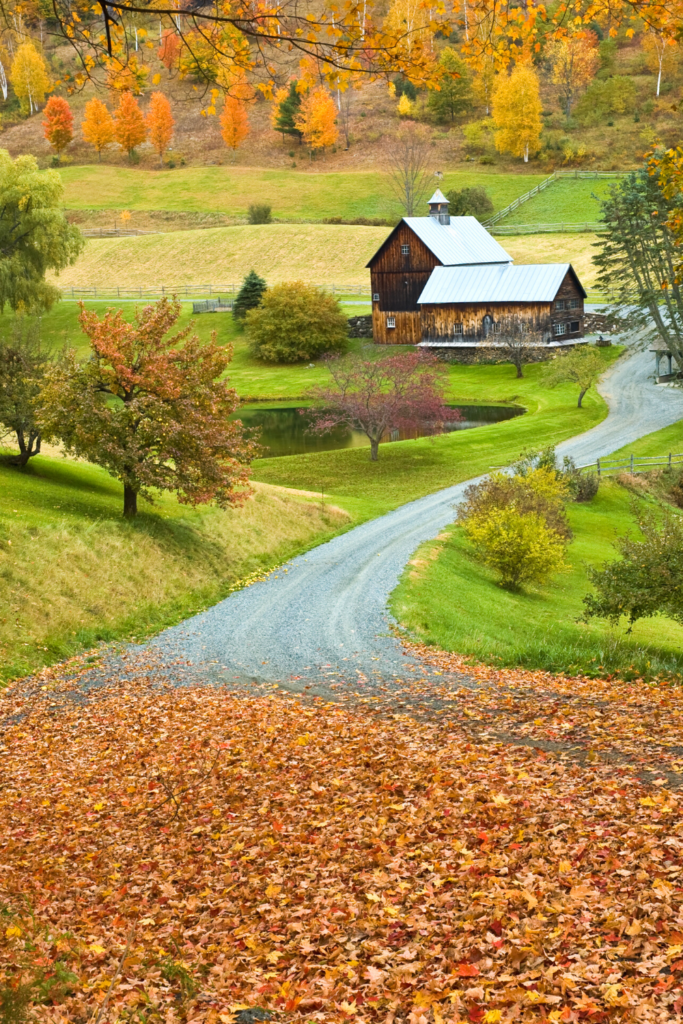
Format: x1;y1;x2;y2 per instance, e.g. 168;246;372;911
596;458;601;477
630;453;634;473
669;452;672;469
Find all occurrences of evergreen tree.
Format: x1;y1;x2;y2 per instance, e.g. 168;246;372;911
273;81;303;141
233;270;267;321
428;48;473;123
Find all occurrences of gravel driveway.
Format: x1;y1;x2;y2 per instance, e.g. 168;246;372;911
149;342;683;691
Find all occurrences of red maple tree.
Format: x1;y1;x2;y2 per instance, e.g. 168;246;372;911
42;96;73;154
308;351;455;460
39;297;260;516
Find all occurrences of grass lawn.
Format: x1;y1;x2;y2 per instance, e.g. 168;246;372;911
500;178;616;227
49;224;603;295
252;348;622;520
390;479;683;680
0;455;349;682
57;165;547;220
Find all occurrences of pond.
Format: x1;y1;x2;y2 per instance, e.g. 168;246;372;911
236;404;525;459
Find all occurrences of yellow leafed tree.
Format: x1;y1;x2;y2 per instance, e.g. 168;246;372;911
295;87;338;157
548;33;599;117
491;63;542;163
397;93;414;117
642;28;678;97
220;95;250;155
10;41;50;115
384;0;433;55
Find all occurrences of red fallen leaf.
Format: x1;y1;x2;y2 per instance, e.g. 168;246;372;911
490;919;503;936
458;963;480;977
477;831;488;843
271;820;284;832
467;1003;485;1022
672;959;683;972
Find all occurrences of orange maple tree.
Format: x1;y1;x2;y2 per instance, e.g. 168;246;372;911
113;90;146;160
39;297;259;516
42;95;73;155
81;97;114;160
220;94;250;153
145;91;174;165
158;29;181;70
295;86;339;157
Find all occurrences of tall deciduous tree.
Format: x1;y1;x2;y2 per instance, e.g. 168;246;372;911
385;122;432;216
220;95;250;155
146;91;174;165
308;351;451;461
81;97;114;160
42;96;73;155
10;41;49;115
0;318;50;466
642;27;678;97
491;63;542;163
114;91;146;160
295;87;338;158
428;48;473;123
0;150;83;313
548;33;600;118
39;298;259;517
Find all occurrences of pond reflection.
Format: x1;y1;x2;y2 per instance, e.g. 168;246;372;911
236;404;525;459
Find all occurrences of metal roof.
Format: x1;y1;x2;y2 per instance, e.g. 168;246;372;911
403;216;512;267
428;188;449;204
417;262;574;305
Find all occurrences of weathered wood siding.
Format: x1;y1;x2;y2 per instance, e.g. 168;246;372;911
370;222;440;314
420;302;553;341
550;270;584;336
372;308;421;345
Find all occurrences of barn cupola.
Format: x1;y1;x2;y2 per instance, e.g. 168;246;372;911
428;189;450;225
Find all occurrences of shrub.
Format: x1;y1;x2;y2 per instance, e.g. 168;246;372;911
233;269;267;322
575;76;636;126
247;203;272;224
445;186;493;221
573;470;599;502
245;282;348;364
459;466;573;540
583;507;683;629
463;507;569;588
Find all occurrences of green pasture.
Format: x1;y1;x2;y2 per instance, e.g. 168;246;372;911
390;479;683;680
57;165;547;220
606;417;683;462
499;177;616;227
252;348;623;520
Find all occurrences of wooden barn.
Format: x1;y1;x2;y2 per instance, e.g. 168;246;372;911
367;190;587;351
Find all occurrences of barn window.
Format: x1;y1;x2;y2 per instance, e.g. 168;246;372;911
553;322;567;337
555;299;566;311
387;317;396;328
373;293;380;302
570;320;580;333
569;298;580;309
453;323;463;335
401;244;410;255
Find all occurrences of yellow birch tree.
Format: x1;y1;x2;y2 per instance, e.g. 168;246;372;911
10;41;50;115
491;63;542;163
295;87;339;158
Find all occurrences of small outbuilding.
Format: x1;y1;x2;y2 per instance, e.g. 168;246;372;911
366;190;587;352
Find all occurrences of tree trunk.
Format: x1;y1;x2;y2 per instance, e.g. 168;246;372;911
369;438;380;461
123;485;138;517
578;388;587;408
515;361;524;379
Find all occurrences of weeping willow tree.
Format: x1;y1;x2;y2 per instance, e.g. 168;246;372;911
593;164;683;363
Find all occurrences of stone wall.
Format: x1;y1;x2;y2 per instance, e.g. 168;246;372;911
347;315;374;338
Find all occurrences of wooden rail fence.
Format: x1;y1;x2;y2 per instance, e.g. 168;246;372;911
484;169;622;229
60;284;372;300
580;453;683;476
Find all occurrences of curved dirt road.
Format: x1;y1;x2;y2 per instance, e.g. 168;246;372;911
150;345;683;689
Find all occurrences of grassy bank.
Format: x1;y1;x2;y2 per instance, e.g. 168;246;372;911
252;349;622;520
390;479;683;680
606;416;683;461
499;178;615;227
0;455;348;682
48;224;603;293
58;165;547;219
